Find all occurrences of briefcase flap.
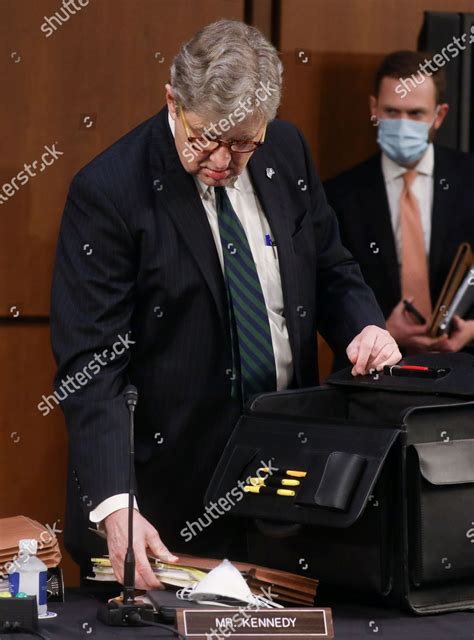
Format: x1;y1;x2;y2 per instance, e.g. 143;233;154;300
205;412;400;529
412;440;474;485
247;386;349;421
326;352;474;398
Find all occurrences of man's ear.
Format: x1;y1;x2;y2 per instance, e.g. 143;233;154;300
433;103;449;130
369;94;378;120
165;83;177;119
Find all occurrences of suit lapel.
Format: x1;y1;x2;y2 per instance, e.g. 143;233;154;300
248;149;303;385
149;109;228;330
148;108;303;382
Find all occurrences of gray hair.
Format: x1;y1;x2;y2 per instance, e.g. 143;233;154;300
170;20;282;122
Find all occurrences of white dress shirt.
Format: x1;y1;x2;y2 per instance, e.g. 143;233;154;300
381;143;434;266
90;111;293;525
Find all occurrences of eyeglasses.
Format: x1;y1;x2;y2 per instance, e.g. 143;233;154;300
178;104;266;154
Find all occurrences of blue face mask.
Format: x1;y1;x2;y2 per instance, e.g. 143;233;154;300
377;117;433;165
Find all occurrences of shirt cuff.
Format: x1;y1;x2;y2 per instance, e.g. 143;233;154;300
89;494;139;525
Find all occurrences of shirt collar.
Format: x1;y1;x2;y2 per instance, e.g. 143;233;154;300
167;109;247;199
381;142;434;183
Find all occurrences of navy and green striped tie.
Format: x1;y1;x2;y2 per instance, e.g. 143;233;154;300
215;186;277;401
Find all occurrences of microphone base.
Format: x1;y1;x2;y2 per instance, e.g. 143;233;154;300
97;601;156;626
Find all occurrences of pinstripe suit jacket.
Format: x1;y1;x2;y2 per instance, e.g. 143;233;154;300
50;106;384;568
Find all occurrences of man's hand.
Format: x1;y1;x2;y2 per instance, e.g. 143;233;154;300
104;509;178;590
385;299;441;353
346;325;401;376
436;316;474;353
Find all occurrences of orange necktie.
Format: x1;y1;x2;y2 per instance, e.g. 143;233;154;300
400;169;432;320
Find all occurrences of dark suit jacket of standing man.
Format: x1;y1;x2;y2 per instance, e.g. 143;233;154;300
51;106;385;572
324;145;474;364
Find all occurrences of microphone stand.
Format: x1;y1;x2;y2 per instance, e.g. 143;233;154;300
97;385;155;626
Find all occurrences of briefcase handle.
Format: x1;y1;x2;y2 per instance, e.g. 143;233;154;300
254;518;302;539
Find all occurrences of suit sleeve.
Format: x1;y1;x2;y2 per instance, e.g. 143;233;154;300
50;173;137;518
297;131;386;354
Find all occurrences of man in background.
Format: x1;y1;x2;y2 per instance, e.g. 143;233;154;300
325;51;474;366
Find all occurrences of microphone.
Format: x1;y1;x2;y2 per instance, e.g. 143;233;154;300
123;385;138;412
97;384;155;626
123;385;138;606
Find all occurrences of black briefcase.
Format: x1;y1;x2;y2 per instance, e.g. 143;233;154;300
205;353;474;614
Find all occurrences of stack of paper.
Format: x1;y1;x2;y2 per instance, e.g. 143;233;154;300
0;516;62;576
89;557;207;587
88;553;318;606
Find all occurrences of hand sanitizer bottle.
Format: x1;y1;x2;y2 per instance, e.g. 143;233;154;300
8;539;48;616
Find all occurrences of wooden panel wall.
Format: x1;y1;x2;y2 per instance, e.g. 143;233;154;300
278;0;474;180
1;0;473;586
277;0;474;374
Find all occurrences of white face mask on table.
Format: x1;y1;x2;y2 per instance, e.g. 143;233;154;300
176;558;282;608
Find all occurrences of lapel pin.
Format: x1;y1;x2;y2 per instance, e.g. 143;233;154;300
266;167;275;180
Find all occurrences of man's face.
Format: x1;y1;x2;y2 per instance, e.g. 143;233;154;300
166;85;265;187
370;76;448;139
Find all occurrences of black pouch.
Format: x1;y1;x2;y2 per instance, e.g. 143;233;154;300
205;353;474;614
407;419;474;587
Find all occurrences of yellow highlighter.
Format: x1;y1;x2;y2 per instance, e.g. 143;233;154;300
244;485;296;497
257;467;307;478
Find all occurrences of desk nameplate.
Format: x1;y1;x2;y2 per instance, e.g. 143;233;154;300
176;607;334;639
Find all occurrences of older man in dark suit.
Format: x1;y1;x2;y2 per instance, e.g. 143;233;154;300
51;20;400;590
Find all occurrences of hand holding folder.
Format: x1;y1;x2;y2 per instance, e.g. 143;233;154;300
429;243;473;337
88;552;318;605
